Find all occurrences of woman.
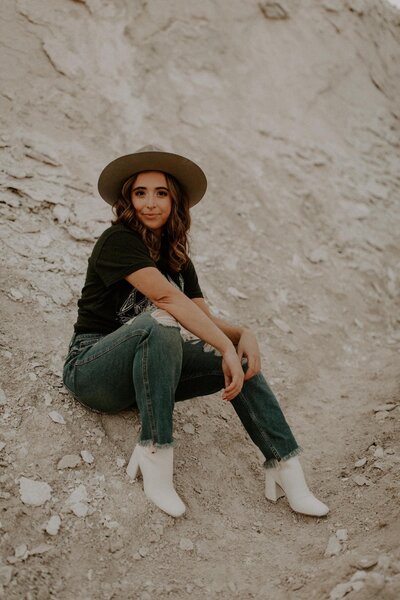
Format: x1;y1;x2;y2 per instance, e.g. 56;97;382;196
63;145;329;518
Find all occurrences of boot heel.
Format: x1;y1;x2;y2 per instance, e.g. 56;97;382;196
126;446;140;480
265;471;285;502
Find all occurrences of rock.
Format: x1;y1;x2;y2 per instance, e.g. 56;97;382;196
116;457;126;468
0;566;13;587
377;554;391;571
52;205;70;223
373;446;384;459
351;556;378;570
109;536;124;553
336;528;348;542
324;534;342;557
15;544;29;560
353;475;370;486
354;457;367;468
138;547;148;557
0;443;5;452
29;543;52;556
48;411;66;425
179;538;194;551
307;246;328;263
0;388;7;406
373;403;397;412
67;225;94;242
71;503;89;518
272;318;292;333
228;286;248;300
350;570;367;582
45;515;61;536
329;581;352;600
259;2;289;20
80;450;94;464
19;477;52;506
183;423;195;434
57;454;81;469
65;484;89;517
8;288;24;301
351;581;365;592
43;393;52;406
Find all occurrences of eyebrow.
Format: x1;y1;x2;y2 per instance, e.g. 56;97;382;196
132;186;169;191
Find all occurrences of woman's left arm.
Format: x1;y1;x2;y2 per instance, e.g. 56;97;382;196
191;298;261;381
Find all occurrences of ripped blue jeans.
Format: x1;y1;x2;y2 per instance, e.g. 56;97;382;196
63;311;300;468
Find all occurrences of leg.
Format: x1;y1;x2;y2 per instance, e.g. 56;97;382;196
176;339;300;465
63;312;183;447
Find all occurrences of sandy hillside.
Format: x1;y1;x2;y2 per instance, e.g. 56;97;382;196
0;0;399;598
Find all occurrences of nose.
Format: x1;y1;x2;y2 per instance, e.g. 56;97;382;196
145;193;157;208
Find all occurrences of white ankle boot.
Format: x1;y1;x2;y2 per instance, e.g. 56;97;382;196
126;444;186;518
265;456;329;517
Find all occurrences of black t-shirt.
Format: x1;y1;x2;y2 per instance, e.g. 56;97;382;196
74;223;203;334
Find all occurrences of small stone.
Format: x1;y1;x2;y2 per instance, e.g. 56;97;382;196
324;534;342;557
183;423;195;434
373;447;384;459
0;565;13;586
336;528;348;542
19;477;52;506
365;571;385;589
351;581;365;592
28;372;37;381
354;457;367;468
0;442;5;452
109;536;124;553
373;461;385;470
116;457;126;468
329;581;352;600
179;538;194;551
44;393;52;406
272;318;292;333
45;515;61;536
351;556;378;570
71;502;89;518
373;403;397;412
80;450;94;464
133;552;142;560
0;388;7;405
377;554;391;570
48;411;66;425
228;286;248;300
353;475;370;486
29;543;52;556
350;570;367;582
138;547;148;557
15;544;29;560
57;454;81;469
9;288;24;301
307;246;328;263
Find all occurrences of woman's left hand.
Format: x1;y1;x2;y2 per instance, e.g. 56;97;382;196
237;329;261;381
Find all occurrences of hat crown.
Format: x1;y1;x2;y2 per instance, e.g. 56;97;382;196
136;144;164;153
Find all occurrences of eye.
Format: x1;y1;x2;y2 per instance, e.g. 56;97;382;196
157;190;168;197
133;190;145;197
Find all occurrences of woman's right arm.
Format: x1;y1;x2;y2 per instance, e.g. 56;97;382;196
124;267;244;400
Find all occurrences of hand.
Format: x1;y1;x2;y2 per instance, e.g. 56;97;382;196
221;346;244;401
237;329;261;381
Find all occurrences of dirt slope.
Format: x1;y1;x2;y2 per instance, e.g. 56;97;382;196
0;0;399;598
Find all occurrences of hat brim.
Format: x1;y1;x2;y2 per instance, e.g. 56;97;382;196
98;150;207;208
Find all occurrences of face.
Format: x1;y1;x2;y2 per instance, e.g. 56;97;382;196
130;171;172;236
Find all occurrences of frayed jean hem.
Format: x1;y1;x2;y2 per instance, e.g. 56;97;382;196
263;446;302;469
137;438;176;450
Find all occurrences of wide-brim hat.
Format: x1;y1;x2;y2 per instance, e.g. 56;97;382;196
98;145;207;208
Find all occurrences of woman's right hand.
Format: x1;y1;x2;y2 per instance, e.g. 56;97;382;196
221;346;244;401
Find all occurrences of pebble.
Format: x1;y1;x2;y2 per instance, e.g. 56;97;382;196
29;543;52;556
0;566;13;587
57;454;81;469
351;556;378;570
109;536;124;553
373;403;397;412
336;528;348;542
377;554;391;570
44;393;52;406
353;474;370;486
373;446;385;459
354;457;367;468
0;443;5;452
8;288;24;301
65;484;89;517
307;246;328;263
228;286;248;300
183;423;195;434
179;538;194;551
324;534;342;557
138;547;148;557
329;581;352;599
0;388;7;406
272;318;292;333
45;515;61;536
19;477;52;506
116;457;126;468
80;450;94;464
48;411;66;425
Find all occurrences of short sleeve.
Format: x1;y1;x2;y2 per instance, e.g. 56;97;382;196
94;230;156;287
182;259;203;299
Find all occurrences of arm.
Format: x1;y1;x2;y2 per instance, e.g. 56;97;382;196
124;267;244;400
192;297;261;381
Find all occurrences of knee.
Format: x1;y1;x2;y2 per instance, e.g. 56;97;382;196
150;308;180;329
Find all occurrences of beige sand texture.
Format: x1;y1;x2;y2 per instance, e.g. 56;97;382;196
0;0;399;598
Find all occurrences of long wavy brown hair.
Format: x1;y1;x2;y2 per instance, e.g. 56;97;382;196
112;171;191;272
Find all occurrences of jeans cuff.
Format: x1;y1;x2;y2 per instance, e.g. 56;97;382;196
263;446;302;469
138;438;176;450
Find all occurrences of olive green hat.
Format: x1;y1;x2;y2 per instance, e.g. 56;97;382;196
97;145;207;208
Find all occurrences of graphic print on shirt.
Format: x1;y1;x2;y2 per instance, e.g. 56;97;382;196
116;273;184;325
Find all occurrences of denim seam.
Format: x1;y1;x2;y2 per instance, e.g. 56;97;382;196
141;336;158;444
74;329;148;366
238;390;282;461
